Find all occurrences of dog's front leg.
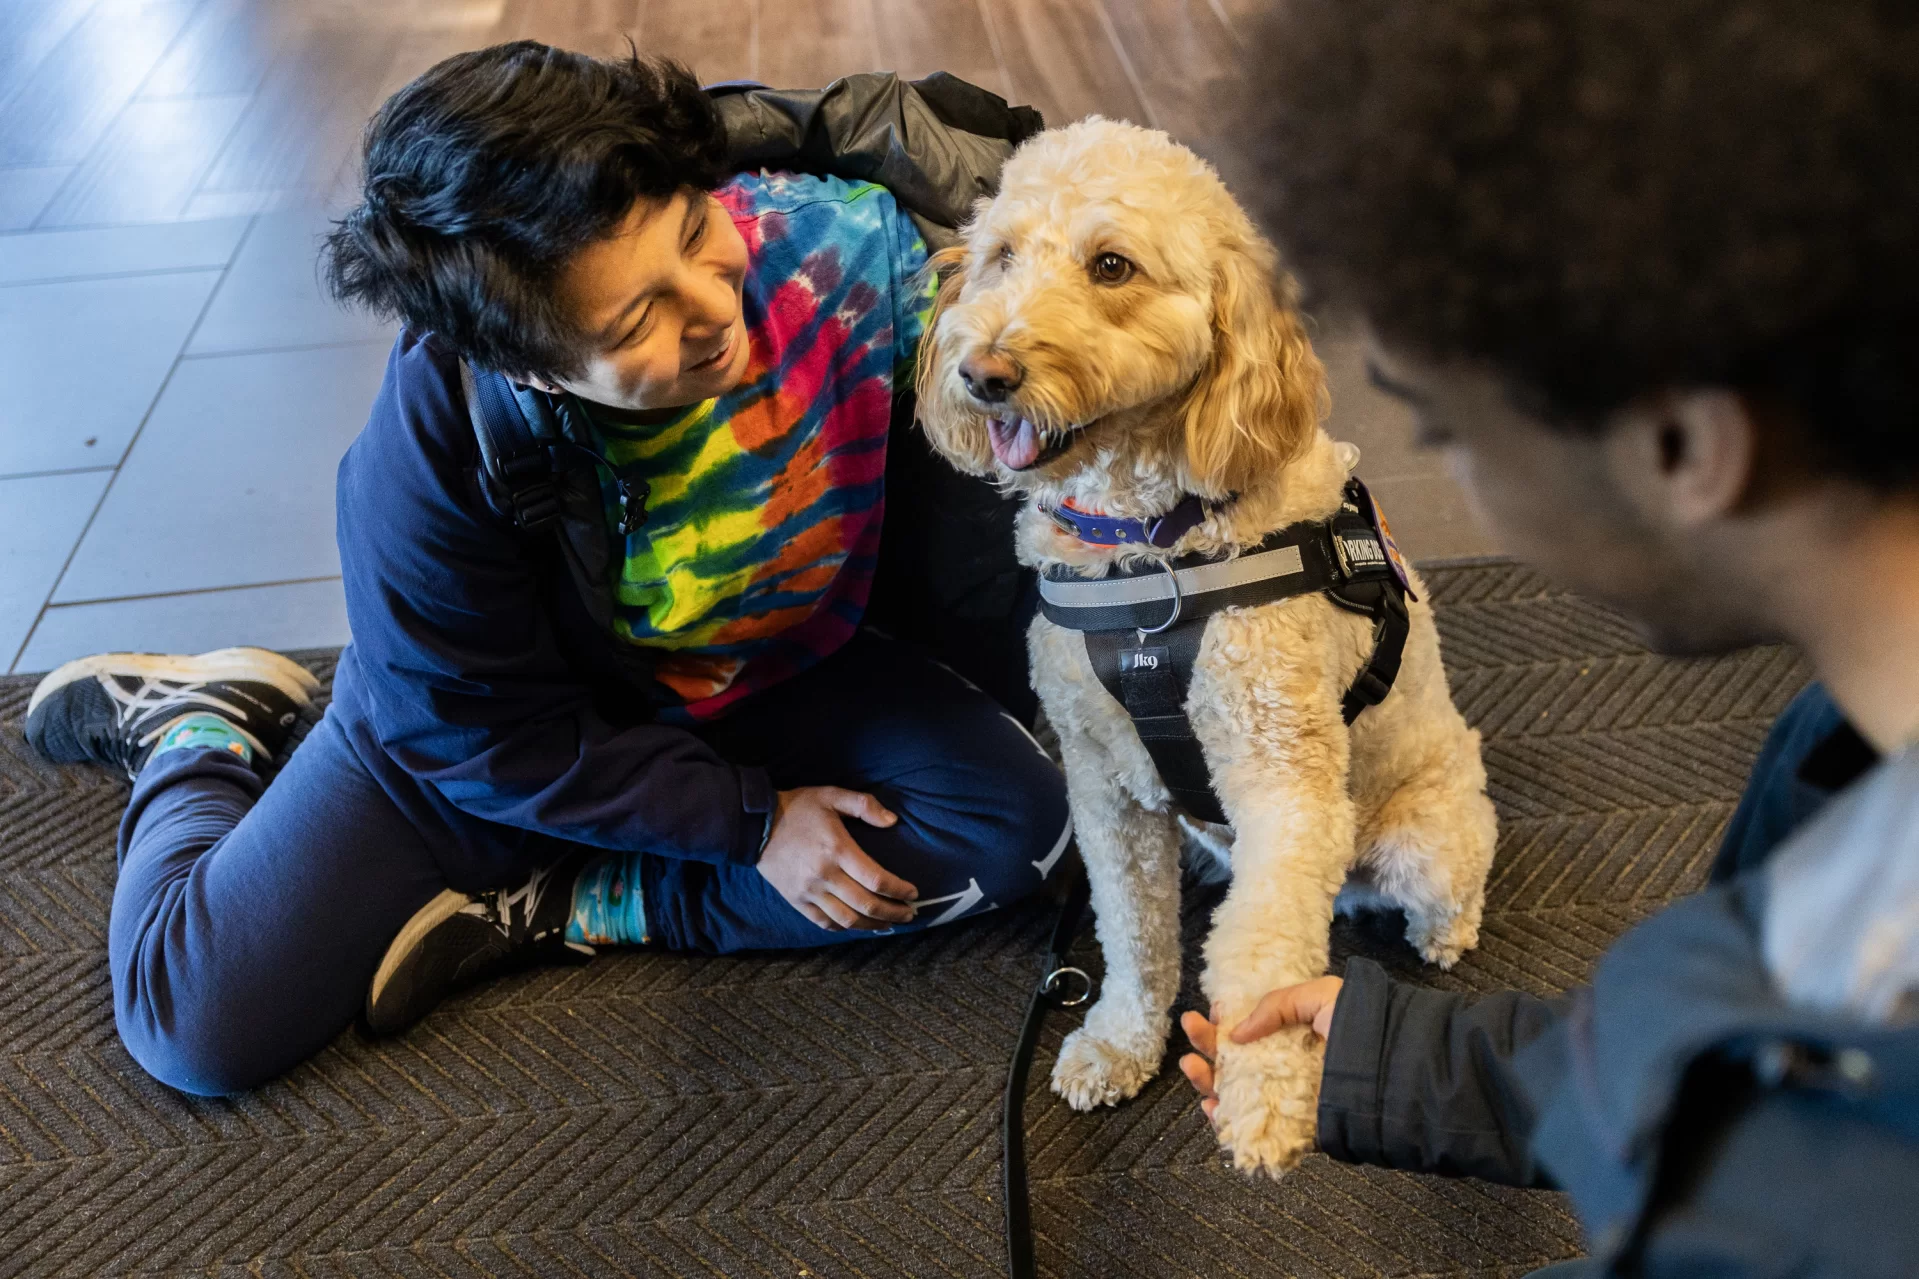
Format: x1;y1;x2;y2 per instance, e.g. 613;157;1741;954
1050;736;1184;1109
1192;618;1357;1176
1031;619;1185;1110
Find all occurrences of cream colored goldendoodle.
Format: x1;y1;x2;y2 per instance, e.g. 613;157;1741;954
916;119;1497;1176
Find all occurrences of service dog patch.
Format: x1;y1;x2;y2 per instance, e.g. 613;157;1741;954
1360;485;1416;599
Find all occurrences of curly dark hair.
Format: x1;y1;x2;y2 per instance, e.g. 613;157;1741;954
1235;0;1919;490
322;41;728;380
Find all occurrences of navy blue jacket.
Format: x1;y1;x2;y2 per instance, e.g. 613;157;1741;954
331;332;777;882
1318;687;1919;1277
324;75;1043;888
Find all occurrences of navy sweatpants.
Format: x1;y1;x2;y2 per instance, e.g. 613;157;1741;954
109;633;1071;1095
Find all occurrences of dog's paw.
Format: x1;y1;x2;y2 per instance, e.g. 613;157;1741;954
1051;1025;1162;1110
1210;1024;1323;1178
1407;907;1480;970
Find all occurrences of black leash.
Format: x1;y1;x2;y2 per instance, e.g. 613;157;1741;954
1005;853;1094;1279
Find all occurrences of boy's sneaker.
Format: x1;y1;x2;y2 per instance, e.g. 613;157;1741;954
25;648;321;779
365;851;596;1036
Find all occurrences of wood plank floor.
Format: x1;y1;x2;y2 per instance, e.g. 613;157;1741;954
0;0;1262;222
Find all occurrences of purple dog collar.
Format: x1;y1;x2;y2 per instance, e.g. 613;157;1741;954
1042;494;1221;548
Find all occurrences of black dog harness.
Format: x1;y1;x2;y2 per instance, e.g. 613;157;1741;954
1037;478;1415;824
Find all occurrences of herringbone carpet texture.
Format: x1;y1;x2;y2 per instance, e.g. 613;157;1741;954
0;561;1809;1279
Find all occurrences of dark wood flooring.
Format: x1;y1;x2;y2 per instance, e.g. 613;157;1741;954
0;0;1261;223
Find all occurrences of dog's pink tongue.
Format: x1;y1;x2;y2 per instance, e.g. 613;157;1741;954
988;417;1040;470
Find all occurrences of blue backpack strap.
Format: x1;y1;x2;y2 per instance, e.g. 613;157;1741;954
459;359;561;532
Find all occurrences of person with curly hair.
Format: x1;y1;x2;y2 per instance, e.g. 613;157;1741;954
1181;1;1919;1273
23;43;1071;1094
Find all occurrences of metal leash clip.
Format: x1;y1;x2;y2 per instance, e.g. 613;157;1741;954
1040;965;1092;1007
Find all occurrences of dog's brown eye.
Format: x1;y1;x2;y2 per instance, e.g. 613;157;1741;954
1091;252;1135;284
997;244;1014;266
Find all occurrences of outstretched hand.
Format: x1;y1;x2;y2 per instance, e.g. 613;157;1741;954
1178;976;1344;1123
756;786;918;931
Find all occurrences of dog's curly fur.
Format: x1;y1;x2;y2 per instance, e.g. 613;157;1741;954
917;119;1497;1177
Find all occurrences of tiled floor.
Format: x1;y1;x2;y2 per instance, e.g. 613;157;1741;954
0;208;385;673
0;0;1490;676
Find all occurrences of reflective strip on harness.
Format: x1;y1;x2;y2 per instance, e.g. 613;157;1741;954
1038;543;1307;612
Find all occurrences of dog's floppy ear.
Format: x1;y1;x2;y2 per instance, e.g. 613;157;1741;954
913;244;996;475
1181;234;1326;494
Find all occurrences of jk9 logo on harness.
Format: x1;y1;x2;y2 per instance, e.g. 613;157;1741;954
1119;646;1170;673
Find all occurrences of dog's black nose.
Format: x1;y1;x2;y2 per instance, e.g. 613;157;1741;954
959;352;1024;403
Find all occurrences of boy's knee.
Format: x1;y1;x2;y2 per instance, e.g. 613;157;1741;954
117;1007;276;1097
113;972;279;1097
982;761;1074;892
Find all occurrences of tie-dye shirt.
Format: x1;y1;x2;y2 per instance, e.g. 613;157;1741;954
584;171;934;721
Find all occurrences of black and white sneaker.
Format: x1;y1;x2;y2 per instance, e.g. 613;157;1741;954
25;647;321;779
365;851;596;1036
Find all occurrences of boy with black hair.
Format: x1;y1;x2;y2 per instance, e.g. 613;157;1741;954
1179;2;1919;1274
26;44;1070;1096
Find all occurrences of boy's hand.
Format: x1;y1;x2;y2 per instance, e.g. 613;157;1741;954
1177;976;1344;1123
757;787;918;930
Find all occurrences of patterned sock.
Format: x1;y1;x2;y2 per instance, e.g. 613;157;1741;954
566;852;648;946
147;712;256;766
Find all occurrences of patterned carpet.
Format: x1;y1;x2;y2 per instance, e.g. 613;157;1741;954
0;560;1808;1278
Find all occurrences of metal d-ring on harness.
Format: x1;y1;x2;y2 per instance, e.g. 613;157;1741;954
1135;557;1184;637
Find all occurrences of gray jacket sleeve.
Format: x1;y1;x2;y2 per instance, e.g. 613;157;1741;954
1317;957;1569;1187
711;72;1046;246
